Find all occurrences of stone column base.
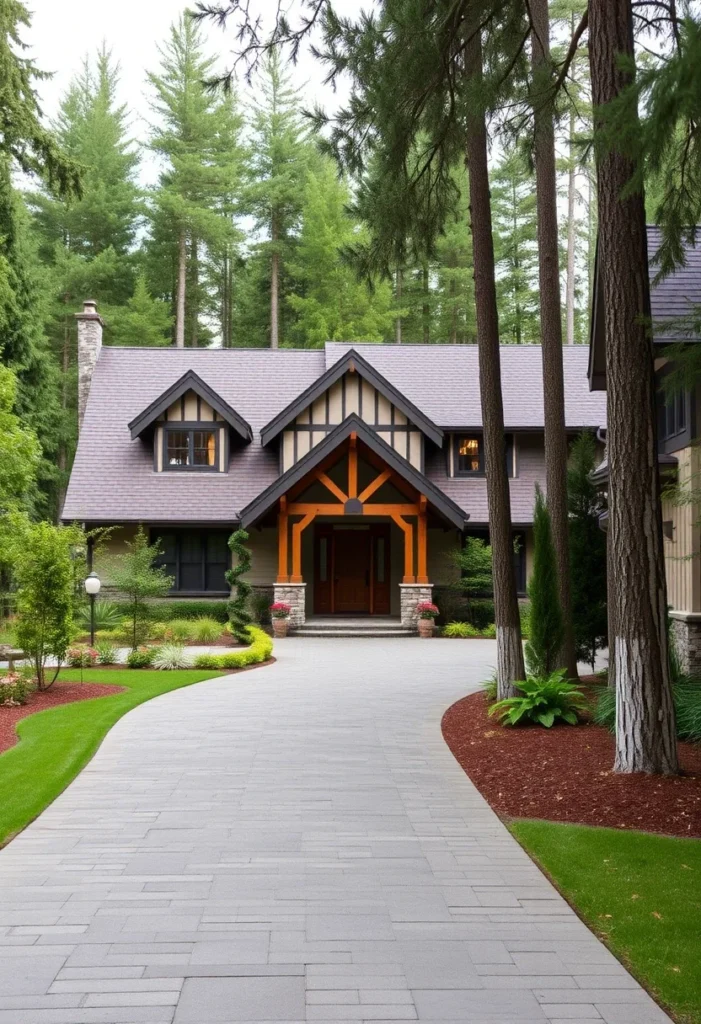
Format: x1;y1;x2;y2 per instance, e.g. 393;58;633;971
273;582;307;629
399;583;434;629
669;611;701;676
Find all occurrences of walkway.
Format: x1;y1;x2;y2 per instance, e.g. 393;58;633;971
0;639;670;1024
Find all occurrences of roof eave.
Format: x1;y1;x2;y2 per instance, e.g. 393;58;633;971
128;369;253;443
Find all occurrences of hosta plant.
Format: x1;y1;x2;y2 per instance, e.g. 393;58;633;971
489;669;587;728
152;644;192;670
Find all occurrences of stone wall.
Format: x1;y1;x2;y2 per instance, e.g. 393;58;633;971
670;612;701;676
273;583;307;628
399;583;434;628
76;300;103;430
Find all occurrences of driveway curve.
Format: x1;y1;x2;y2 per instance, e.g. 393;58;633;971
0;638;670;1024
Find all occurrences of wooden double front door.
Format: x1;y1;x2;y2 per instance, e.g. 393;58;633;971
314;525;391;615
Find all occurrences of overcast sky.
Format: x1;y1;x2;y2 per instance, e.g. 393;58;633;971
27;0;362;182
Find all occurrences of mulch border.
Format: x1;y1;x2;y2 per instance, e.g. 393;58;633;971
0;682;126;756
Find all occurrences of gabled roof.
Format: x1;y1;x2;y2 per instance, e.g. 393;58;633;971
589;225;701;390
260;348;444;447
128;369;253;443
241;413;467;530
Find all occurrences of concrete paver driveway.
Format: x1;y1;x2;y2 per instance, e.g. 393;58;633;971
0;638;671;1024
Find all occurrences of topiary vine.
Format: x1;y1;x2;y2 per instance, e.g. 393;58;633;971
226;529;253;644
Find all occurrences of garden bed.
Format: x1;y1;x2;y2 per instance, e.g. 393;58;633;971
442;689;701;838
0;681;124;755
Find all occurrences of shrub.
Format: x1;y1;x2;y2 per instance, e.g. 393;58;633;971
519;601;531;640
483;673;498;702
525;486;564;676
193;626;273;671
78;599;123;632
165;619;196;643
126;646;154;669
0;672;30;706
105;527;173;649
94;628;123;643
489;669;587;728
227;529;253;643
452;535;493;600
469;598;495;631
66;644;98;668
96;642;118;666
191;617;223;643
152;644;193;670
250;592;271;625
593;685;616;730
148;621;170;641
481;623;497;638
443;621;481;638
676;684;701;742
416;601;439;620
145;601;230;622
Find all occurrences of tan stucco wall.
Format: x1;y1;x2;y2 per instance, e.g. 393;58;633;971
92;525;139;588
662;445;701;614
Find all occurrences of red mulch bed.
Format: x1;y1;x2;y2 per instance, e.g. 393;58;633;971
442;689;701;838
0;682;124;756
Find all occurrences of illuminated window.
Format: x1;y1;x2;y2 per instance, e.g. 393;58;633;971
165;427;219;471
454;435;515;477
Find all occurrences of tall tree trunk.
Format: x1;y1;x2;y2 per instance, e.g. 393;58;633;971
465;29;525;699
531;0;579;680
190;236;198;348
395;266;403;344
57;301;70;521
175;228;186;348
221;249;229;348
589;0;677;773
566;106;577;346
270;214;280;349
587;163;597;328
422;262;430;342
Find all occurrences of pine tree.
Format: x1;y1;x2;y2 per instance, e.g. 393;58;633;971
245;48;311;348
567;432;607;672
108;273;172;347
147;16;245;347
491;146;539;345
433;169;476;344
525;484;565;676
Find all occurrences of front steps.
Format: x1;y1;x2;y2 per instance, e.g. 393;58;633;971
294;616;415;639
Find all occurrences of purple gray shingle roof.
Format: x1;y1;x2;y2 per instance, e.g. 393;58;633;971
62;342;606;526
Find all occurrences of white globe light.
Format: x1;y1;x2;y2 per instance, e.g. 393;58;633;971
84;572;101;596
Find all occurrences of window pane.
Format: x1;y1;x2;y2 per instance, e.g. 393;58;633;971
458;437;481;473
677;392;686;432
205;532;229;592
180;533;203;591
193;430;216;466
167;430;189;466
153;532;177;590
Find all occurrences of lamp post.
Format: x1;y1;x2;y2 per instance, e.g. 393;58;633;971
84;572;101;647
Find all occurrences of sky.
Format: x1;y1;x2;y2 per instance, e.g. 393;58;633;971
27;0;361;171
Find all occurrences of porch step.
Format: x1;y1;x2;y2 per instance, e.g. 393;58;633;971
294;617;415;639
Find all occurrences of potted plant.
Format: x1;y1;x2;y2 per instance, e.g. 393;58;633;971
270;601;292;638
416;601;439;638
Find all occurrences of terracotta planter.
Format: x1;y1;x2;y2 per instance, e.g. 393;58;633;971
417;617;434;638
272;617;290;638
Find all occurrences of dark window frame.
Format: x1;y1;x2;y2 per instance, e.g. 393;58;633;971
151;529;231;596
163;423;222;472
657;370;694;454
453;434;515;478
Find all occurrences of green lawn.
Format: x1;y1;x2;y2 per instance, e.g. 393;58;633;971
0;668;223;848
511;819;701;1024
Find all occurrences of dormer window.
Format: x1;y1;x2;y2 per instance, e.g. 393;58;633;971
165;426;218;470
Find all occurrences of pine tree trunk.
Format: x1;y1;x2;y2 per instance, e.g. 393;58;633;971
566;106;577;346
271;214;280;349
422;263;430;342
465;30;525;699
395;266;403;344
589;0;677;773
531;0;579;680
175;228;186;349
190;237;198;348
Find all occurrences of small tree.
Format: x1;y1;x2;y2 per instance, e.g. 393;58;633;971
526;485;565;677
452;536;493;618
13;522;80;690
107;527;173;649
567;432;608;672
226;529;252;644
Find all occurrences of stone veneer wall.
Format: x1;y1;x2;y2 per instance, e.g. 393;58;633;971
273;583;307;628
76;301;103;429
670;613;701;676
399;584;434;628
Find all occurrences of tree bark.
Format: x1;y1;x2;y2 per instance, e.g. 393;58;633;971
395;266;403;344
566;106;577;346
271;214;280;349
465;29;525;699
175;228;186;349
422;262;430;342
589;0;677;773
531;0;579;680
190;236;199;348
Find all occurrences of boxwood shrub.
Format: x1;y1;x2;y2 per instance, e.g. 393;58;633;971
193;626;273;671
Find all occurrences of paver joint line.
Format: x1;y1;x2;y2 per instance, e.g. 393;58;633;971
0;639;672;1024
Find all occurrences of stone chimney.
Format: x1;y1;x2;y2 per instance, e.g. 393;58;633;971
75;299;103;430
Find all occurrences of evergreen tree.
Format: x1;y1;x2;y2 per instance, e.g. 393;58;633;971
108;273;172;347
287;160;394;346
244;47;311;348
526;484;565;677
147;16;245;347
567;432;607;672
491;145;539;345
433;169;476;344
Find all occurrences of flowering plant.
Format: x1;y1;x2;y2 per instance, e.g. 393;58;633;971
0;672;30;706
66;645;99;668
416;601;439;620
269;601;292;619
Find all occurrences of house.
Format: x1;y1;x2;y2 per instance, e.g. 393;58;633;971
589;225;701;673
63;300;606;630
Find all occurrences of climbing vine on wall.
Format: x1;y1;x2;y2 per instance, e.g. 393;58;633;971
226;529;253;644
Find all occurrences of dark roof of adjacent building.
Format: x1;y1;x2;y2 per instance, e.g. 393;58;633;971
589;225;701;388
62;342;606;526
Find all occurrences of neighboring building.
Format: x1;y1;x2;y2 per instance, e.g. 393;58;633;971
589;225;701;672
63;300;606;628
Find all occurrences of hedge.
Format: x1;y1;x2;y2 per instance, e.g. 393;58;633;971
193;626;273;670
111;600;231;623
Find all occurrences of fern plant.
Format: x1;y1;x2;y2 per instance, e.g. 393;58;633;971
226;529;253;644
489;669;587;728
